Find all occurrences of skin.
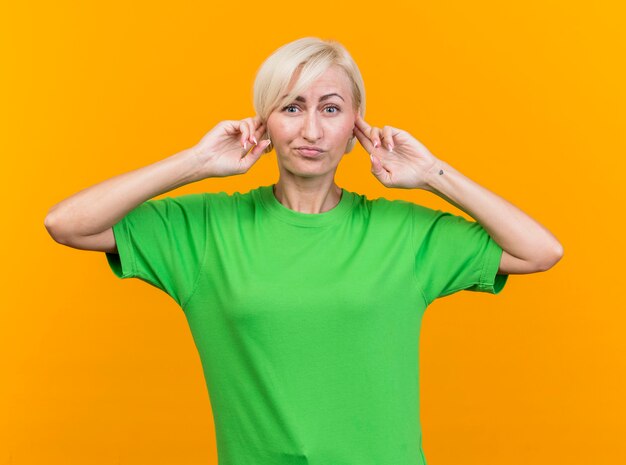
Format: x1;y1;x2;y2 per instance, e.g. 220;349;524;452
353;117;564;273
265;65;358;214
189;64;564;274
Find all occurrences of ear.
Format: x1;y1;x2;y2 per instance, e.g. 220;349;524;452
344;135;357;154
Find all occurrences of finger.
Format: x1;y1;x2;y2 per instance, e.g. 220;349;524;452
243;139;271;168
356;114;374;143
239;121;249;149
247;116;264;145
370;152;384;176
253;138;271;156
253;120;266;145
371;127;382;149
354;124;374;154
382;126;394;151
355;114;378;147
222;120;241;135
355;113;372;133
370;153;391;184
242;118;256;146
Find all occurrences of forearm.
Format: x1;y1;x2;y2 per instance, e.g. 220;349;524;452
423;159;564;266
44;147;203;239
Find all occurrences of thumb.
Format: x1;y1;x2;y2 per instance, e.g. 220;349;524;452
370;153;385;178
243;139;271;169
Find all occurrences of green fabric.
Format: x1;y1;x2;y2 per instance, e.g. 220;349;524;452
105;184;508;465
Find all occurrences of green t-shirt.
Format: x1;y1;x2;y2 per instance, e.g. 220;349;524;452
105;184;508;465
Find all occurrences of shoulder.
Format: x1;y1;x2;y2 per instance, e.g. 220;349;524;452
127;192;208;219
350;192;460;242
349;190;436;220
169;187;256;209
201;187;260;224
142;190;253;220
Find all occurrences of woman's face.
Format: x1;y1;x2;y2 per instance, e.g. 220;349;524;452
266;65;357;180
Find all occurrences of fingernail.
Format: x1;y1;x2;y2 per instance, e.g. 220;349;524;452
387;143;393;152
253;136;258;145
373;141;379;148
244;141;248;150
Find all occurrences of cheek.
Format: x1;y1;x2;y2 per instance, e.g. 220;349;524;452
269;121;297;141
332;120;355;139
337;112;357;133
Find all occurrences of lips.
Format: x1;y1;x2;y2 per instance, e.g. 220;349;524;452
295;147;324;157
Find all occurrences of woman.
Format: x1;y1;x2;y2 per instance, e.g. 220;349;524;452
45;37;563;465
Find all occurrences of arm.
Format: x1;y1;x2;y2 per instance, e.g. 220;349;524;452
44;116;271;251
423;159;564;273
44;147;203;249
353;113;563;274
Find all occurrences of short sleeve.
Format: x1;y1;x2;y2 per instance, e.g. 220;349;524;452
412;204;509;306
105;193;208;308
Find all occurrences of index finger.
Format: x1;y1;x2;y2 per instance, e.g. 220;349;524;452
252;115;265;129
249;116;266;144
355;113;371;131
354;123;375;154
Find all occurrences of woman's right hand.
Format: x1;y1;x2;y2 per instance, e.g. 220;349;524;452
190;116;272;179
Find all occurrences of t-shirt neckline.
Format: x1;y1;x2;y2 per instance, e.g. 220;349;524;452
257;184;355;227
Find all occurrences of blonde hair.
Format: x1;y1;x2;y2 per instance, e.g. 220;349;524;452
253;37;366;154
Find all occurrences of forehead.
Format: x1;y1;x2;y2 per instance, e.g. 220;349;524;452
293;66;351;98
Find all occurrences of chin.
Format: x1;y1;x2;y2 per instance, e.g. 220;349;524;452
276;159;329;177
287;164;326;176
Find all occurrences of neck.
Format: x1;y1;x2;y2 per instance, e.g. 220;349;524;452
273;179;342;214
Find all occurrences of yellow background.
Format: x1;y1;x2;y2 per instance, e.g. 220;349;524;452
2;0;624;464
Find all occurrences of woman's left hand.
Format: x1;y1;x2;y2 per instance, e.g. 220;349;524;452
354;113;441;190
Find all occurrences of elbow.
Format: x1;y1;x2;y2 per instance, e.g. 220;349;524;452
537;243;564;271
44;212;71;245
44;212;55;231
44;212;57;238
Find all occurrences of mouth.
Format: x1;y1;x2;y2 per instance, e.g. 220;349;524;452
295;147;324;158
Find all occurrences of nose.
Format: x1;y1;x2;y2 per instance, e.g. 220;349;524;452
301;111;322;142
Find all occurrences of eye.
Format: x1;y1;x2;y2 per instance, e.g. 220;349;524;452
282;104;298;113
281;104;341;114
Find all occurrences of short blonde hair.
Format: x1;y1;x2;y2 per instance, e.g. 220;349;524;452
253;37;366;154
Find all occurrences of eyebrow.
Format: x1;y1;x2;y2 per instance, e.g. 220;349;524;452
283;93;345;103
